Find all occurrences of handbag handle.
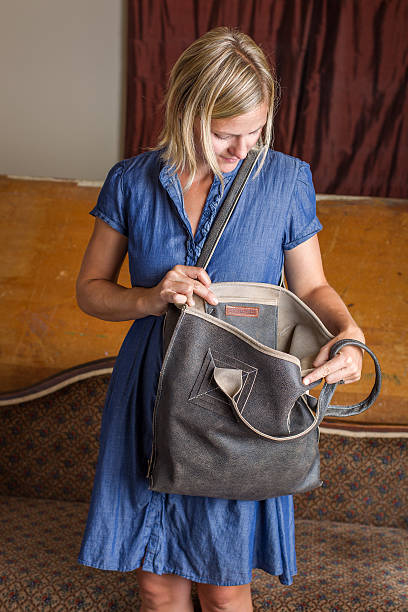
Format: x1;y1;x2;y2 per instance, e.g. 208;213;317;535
214;339;381;442
318;338;382;419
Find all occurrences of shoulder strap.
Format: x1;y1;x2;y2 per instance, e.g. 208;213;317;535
196;148;262;270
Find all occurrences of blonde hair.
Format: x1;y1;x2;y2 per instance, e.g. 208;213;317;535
156;27;278;189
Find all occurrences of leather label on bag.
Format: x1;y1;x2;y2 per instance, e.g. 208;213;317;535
225;305;260;318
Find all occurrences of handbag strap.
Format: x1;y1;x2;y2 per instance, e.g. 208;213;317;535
215;339;381;442
196;148;262;270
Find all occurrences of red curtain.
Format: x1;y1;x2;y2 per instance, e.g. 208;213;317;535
126;0;407;197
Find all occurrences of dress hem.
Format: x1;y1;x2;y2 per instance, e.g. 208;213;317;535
77;557;295;587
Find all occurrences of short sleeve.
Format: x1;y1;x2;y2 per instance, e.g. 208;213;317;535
283;162;322;250
90;162;128;236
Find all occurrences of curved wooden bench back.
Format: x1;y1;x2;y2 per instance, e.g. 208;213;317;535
1;176;407;424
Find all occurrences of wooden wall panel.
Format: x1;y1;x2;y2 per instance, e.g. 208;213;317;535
315;196;407;425
0;176;132;391
0;176;406;424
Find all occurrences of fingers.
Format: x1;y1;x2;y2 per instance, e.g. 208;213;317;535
303;352;348;385
160;266;218;308
311;343;331;367
172;265;212;287
303;346;362;386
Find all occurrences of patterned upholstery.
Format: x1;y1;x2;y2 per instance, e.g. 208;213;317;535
0;367;407;610
294;434;407;529
0;375;108;503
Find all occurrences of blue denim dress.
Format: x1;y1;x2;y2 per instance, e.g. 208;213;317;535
78;149;322;586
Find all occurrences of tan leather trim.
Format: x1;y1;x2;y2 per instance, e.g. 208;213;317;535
192;285;279;313
211;281;281;301
213;296;278;305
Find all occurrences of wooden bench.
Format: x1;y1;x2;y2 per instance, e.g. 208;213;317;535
1;175;406;424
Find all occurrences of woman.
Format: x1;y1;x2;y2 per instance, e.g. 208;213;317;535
77;27;364;612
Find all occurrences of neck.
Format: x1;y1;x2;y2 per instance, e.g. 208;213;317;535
179;161;213;190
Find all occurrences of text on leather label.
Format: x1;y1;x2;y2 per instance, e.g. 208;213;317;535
225;305;260;318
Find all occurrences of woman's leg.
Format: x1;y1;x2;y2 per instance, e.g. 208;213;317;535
136;567;194;612
197;583;253;612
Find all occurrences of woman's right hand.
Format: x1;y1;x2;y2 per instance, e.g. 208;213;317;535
147;265;219;316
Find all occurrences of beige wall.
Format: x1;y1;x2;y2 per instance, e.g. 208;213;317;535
0;0;125;181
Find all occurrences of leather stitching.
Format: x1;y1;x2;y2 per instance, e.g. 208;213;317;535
189;347;257;415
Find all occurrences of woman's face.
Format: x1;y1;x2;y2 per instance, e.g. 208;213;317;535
204;103;268;173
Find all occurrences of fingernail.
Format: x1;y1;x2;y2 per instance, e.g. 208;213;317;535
303;377;310;385
213;297;218;304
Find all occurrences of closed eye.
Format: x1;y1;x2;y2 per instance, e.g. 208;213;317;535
213;133;231;140
213;127;263;140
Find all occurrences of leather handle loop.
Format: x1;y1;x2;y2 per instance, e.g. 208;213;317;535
317;338;382;421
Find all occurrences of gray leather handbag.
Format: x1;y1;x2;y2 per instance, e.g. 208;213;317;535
147;151;382;501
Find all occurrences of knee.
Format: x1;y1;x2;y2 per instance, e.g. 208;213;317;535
137;575;173;610
197;584;252;612
136;569;192;611
139;582;172;610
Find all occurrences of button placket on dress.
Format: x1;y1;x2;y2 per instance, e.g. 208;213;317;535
141;172;236;572
141;491;164;573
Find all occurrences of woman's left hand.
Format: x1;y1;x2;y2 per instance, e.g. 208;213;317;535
302;327;365;386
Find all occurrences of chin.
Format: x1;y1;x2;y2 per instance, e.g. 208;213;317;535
219;158;240;171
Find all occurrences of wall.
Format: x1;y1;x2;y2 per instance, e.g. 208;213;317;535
0;0;125;181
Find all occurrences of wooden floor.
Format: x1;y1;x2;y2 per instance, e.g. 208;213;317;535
0;175;407;424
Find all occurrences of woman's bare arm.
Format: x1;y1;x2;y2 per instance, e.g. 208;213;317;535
284;235;364;385
76;218;218;321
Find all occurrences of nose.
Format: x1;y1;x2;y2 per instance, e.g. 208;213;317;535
228;137;249;159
